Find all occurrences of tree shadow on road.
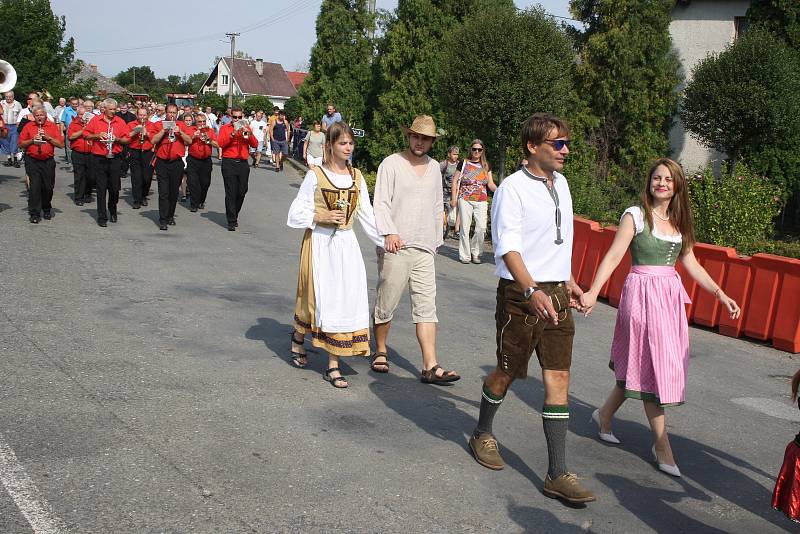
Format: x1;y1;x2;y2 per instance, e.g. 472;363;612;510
509;371;785;530
201;210;228;229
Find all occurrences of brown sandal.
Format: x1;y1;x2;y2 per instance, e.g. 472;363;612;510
421;364;460;384
370;352;389;373
324;367;348;388
290;331;307;368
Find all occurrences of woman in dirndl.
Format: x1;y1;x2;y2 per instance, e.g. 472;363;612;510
580;158;741;477
773;369;800;524
286;121;383;389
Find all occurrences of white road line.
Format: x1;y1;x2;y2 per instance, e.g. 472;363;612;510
0;432;65;534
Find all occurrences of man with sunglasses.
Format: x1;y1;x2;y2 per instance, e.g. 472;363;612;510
468;113;595;505
218;106;257;231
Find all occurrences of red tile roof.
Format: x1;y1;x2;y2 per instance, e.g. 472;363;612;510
223;57;298;99
286;71;308;90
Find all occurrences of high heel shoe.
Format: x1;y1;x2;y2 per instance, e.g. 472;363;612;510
590;409;620;444
652;446;681;477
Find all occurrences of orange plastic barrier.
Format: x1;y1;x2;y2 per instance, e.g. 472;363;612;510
571;217;596;284
577;225;606;291
756;254;800;353
744;254;786;341
717;255;753;339
597;228;618;298
692;244;738;327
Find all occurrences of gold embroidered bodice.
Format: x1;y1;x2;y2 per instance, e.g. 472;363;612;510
313;166;361;231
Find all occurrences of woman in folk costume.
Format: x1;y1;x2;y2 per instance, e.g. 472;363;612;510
581;158;740;477
287;122;383;389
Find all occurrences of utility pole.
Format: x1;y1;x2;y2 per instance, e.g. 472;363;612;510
367;0;376;40
225;32;240;109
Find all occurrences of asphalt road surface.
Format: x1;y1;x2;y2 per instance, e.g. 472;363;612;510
0;155;796;533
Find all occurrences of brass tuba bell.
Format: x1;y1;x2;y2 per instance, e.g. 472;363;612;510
0;60;17;93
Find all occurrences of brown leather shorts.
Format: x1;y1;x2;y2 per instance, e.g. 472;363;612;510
495;278;575;378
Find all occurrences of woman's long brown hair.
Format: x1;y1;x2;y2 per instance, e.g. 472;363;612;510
641;158;695;254
324;121;356;183
468;138;491;172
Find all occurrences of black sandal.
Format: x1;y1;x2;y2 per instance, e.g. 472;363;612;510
290;331;307;368
420;364;460;384
370;352;390;373
324;367;348;388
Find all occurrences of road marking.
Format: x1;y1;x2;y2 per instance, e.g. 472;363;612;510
731;397;800;422
0;432;65;534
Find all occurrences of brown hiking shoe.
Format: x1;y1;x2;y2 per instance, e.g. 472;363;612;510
469;432;504;470
543;473;596;504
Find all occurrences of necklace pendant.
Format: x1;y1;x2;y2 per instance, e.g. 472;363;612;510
554;238;564;245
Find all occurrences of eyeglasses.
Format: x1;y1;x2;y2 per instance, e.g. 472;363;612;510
544;139;571;150
471;147;483;152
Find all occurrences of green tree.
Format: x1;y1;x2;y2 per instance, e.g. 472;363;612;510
196;92;232;113
747;0;800;49
0;0;77;97
114;66;158;91
680;28;800;175
367;0;512;166
241;95;273;115
570;0;680;192
437;6;573;178
292;0;374;136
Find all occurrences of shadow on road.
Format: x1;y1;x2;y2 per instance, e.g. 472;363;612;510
508;370;785;531
0;202;11;213
505;496;591;532
201;211;228;228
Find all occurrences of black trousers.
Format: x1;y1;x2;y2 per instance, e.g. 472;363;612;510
93;155;122;223
72;150;91;200
129;149;154;203
221;158;250;225
155;158;183;224
120;146;130;175
27;157;55;216
186;156;212;209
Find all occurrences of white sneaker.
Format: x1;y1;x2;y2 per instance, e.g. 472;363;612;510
591;409;621;444
652;446;681;477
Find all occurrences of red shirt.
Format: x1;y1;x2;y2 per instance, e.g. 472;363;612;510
66;120;92;153
126;120;156;151
152;121;191;160
186;126;217;160
19;121;63;160
83;114;130;157
218;123;258;159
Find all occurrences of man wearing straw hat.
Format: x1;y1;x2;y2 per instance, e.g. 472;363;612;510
371;115;460;384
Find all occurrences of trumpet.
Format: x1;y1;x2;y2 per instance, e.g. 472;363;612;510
198;127;210;144
138;118;146;143
35;124;44;155
105;120;115;159
234;119;250;138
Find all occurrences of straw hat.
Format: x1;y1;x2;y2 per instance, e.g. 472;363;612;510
400;115;438;138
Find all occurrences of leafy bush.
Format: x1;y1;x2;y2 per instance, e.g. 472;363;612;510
740;239;800;259
688;162;783;251
361;170;376;198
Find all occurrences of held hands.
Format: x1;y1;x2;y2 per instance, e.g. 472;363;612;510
383;234;405;253
566;280;586;313
314;209;346;225
579;290;598;317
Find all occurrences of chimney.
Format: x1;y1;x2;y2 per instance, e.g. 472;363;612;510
90;64;98;72
255;58;263;77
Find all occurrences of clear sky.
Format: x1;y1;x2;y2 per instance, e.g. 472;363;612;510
52;0;574;80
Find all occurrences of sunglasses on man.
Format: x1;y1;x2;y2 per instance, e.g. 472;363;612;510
544;139;571;150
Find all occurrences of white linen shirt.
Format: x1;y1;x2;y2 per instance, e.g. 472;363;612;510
492;168;574;282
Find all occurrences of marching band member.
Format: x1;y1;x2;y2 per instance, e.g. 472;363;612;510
126;107;156;209
218;106;257;231
67;104;94;206
18;105;64;223
150;103;192;231
83;98;131;227
185;113;218;213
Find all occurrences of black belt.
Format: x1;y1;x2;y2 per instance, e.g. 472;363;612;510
156;157;182;162
223;157;248;162
188;155;211;161
93;153;120;159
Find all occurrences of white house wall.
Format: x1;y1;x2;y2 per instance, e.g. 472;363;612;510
669;0;750;172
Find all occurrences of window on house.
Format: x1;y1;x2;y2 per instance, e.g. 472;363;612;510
221;74;229;85
734;16;749;40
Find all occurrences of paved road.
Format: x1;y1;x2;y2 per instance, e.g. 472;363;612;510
0;156;796;533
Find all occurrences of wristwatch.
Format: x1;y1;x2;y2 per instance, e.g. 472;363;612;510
523;286;540;301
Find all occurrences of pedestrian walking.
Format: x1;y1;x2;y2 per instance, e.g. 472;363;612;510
218;107;258;231
287;121;383;388
269;110;291;172
450;139;496;264
439;146;460;239
303;120;325;169
1;91;23;167
249;110;268;168
18;105;64;223
581;157;740;477
371;115;460;383
468;113;595;505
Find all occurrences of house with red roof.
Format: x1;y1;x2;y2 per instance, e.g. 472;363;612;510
200;57;307;109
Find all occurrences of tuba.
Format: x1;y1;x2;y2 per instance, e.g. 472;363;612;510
0;60;17;93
